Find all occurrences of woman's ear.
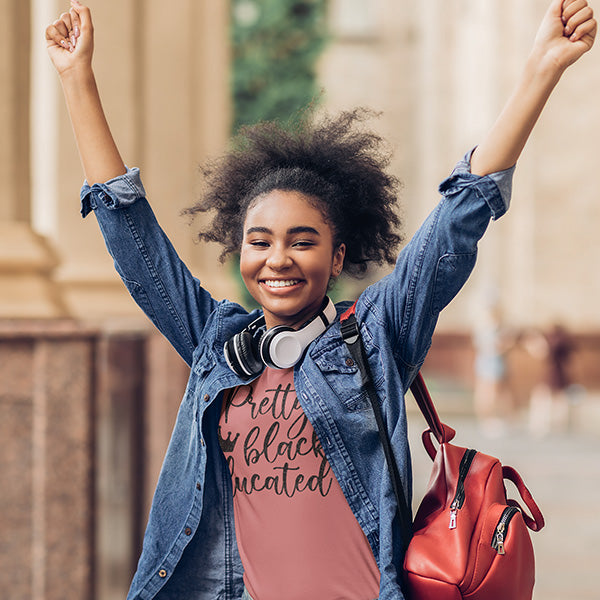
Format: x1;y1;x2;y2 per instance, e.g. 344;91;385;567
331;243;346;277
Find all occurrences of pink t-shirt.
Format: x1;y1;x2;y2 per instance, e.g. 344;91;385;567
218;367;380;600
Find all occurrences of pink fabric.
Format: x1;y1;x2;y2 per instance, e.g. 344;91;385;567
219;367;380;600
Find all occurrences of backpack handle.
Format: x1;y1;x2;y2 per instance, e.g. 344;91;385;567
503;465;545;532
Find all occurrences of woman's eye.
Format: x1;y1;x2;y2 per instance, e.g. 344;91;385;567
249;240;269;247
293;240;315;248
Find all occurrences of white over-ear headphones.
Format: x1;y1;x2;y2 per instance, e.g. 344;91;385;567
224;297;336;378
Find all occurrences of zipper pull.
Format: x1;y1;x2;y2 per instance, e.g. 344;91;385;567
449;502;458;530
494;523;506;555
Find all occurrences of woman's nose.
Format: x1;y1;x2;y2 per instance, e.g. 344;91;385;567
265;246;292;270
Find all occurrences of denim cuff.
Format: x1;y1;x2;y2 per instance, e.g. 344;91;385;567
442;147;515;220
80;167;146;218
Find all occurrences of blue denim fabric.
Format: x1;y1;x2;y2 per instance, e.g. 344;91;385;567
80;152;513;600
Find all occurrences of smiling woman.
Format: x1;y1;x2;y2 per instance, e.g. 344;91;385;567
45;1;596;599
240;189;346;329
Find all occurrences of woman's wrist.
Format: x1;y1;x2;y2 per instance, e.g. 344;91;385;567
58;62;95;89
524;46;565;90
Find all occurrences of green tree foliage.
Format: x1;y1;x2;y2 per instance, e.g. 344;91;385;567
230;0;330;307
231;0;329;132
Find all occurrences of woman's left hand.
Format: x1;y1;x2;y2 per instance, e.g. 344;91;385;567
471;0;596;176
533;0;596;73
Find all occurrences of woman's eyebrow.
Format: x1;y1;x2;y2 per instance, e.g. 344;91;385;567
245;226;271;235
245;225;321;235
288;226;320;235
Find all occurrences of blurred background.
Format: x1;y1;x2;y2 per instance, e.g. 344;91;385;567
1;0;599;598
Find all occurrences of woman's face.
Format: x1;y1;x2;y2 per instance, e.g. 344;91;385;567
240;189;345;330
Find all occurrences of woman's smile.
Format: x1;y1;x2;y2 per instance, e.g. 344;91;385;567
261;278;303;289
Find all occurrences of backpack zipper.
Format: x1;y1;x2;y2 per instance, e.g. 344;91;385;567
491;506;520;555
448;448;477;529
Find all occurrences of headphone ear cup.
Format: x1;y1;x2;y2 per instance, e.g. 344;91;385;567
237;330;264;376
260;326;301;370
224;330;264;377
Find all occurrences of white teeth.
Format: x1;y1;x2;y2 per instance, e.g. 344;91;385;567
264;279;300;288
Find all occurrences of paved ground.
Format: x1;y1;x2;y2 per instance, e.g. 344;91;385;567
407;396;600;600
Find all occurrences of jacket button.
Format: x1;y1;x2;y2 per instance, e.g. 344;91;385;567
196;482;202;491
158;569;167;578
345;358;355;367
203;393;210;402
184;527;192;536
200;438;205;446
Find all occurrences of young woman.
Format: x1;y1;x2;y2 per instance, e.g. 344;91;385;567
47;1;596;599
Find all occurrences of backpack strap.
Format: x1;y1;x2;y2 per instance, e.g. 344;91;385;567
340;306;413;551
341;304;455;448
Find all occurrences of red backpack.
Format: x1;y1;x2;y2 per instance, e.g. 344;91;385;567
340;309;545;599
404;375;545;599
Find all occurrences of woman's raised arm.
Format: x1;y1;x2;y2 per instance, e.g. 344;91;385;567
471;0;596;176
46;0;126;184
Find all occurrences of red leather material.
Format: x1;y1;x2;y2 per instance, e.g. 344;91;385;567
405;573;464;600
463;504;534;599
403;437;544;600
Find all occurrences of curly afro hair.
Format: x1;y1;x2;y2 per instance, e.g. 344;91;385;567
184;108;403;277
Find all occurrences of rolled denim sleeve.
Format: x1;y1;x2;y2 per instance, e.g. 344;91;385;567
79;167;218;365
80;167;146;217
447;148;515;219
357;150;515;383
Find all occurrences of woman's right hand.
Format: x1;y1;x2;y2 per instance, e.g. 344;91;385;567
46;0;93;76
532;0;596;74
45;0;126;185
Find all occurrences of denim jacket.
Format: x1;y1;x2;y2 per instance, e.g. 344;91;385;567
81;152;513;600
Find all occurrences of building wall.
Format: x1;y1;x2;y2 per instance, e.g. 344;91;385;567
319;0;600;334
3;0;235;322
1;2;230;599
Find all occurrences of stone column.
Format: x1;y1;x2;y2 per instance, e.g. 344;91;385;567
94;331;149;600
0;322;167;600
138;0;235;302
28;0;235;320
0;321;97;600
0;0;67;318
